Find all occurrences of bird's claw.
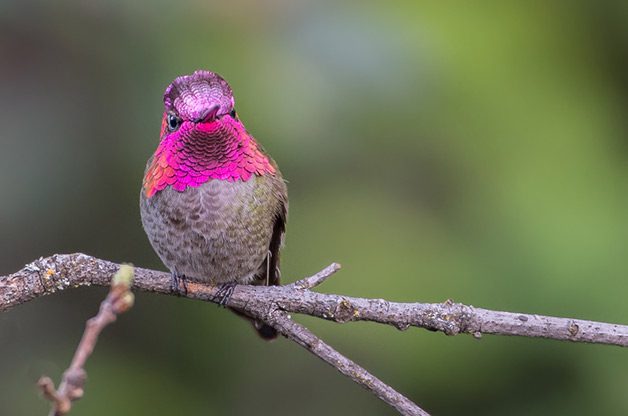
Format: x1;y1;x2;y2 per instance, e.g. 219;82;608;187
213;282;237;307
171;273;188;296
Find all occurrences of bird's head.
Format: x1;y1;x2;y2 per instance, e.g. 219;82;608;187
161;70;236;135
143;70;274;198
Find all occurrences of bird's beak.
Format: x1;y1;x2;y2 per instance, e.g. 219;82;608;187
194;104;221;123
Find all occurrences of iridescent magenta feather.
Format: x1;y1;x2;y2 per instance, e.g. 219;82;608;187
143;71;276;198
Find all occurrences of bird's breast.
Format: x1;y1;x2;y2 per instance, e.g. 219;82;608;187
140;174;285;284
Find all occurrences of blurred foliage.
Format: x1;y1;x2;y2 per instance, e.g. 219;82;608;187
1;1;628;414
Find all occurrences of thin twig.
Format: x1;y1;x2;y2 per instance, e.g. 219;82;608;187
290;262;342;289
37;264;135;416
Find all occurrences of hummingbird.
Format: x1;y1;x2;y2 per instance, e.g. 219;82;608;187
140;70;288;339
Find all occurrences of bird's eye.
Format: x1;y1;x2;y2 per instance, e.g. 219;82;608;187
167;113;181;132
229;109;237;118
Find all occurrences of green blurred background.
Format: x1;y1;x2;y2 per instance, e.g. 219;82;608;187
1;1;628;414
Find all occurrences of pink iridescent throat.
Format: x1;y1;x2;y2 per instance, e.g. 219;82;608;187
143;115;275;197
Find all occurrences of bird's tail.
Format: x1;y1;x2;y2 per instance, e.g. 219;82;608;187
230;250;280;340
229;307;278;340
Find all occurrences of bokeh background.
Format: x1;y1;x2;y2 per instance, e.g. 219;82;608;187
2;1;628;414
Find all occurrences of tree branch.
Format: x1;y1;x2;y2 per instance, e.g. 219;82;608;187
36;264;135;416
2;253;628;415
267;312;426;415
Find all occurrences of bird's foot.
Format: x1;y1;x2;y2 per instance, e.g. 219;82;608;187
213;282;237;307
171;273;188;296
